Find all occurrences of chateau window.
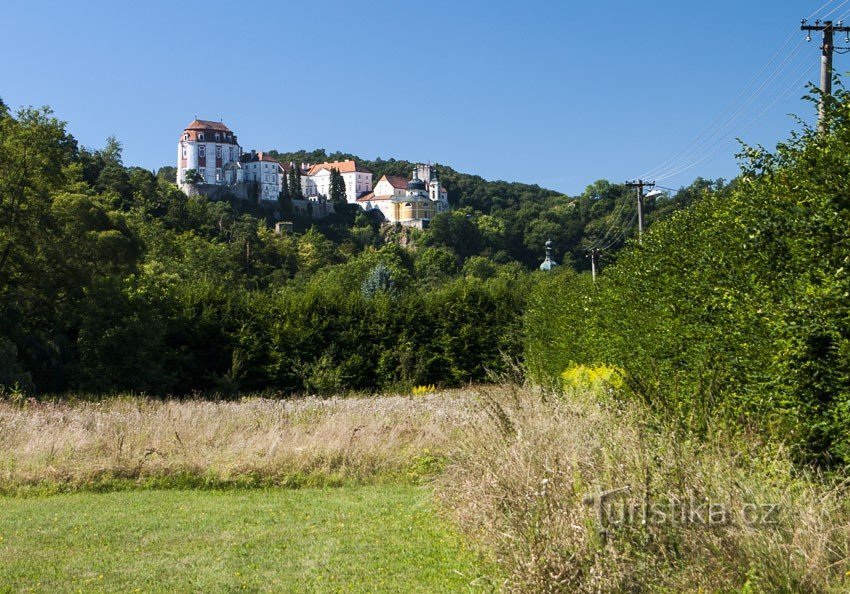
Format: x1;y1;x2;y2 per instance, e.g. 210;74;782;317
182;146;187;158
229;147;233;159
198;133;204;141
184;133;189;140
215;133;220;141
215;168;222;182
199;145;205;158
216;145;222;158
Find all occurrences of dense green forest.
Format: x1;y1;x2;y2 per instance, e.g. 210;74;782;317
0;99;703;397
267;148;713;269
3;88;850;466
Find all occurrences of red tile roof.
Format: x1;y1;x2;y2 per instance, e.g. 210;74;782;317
358;192;396;202
380;175;409;190
307;160;371;175
184;119;233;133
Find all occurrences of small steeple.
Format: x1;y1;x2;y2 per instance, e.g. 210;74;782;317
539;240;559;271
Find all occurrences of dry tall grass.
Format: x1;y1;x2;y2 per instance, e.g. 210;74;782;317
437;385;850;593
0;393;474;493
5;386;850;592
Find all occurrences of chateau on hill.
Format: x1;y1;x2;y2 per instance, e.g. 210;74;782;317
177;119;241;188
176;118;449;227
357;164;449;225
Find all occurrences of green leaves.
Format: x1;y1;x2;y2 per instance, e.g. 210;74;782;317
525;87;850;466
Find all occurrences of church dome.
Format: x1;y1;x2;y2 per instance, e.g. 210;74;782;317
539;240;559;271
407;177;426;191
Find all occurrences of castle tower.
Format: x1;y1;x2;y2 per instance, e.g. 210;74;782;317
177;119;241;192
427;166;440;202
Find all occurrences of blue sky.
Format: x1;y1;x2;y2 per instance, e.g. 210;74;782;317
0;0;842;194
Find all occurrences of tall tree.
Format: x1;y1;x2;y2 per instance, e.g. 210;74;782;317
329;168;346;205
289;162;303;199
279;168;290;201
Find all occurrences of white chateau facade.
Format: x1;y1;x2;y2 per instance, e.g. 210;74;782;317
303;161;373;204
177;120;242;191
177;119;449;225
240;151;285;202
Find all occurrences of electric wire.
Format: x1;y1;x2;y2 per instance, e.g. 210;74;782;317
654;58;818;181
648;47;812;180
655;59;816;180
588;195;632;250
643;40;809;181
636;34;804;180
808;0;845;20
604;61;818;247
599;211;639;252
593;1;838;259
820;0;850;21
635;0;841;183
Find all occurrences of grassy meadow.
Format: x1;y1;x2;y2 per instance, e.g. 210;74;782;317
2;386;850;592
0;485;490;593
0;393;472;494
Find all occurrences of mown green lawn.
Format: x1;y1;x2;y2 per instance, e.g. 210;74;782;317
0;485;493;593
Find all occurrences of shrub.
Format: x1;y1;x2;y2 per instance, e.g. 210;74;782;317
438;386;850;593
524;90;850;465
560;364;624;393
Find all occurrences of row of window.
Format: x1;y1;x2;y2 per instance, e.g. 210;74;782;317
182;132;234;143
194;145;234;159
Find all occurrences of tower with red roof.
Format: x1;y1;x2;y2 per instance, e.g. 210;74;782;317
177;119;241;192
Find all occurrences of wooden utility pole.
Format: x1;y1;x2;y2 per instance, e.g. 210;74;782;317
801;19;850;129
625;180;654;243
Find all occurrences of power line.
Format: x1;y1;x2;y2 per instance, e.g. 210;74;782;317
644;41;810;181
808;0;845;21
649;51;814;180
801;17;850;129
599;211;639;252
634;2;841;183
820;0;850;21
588;193;632;250
653;58;817;181
636;35;805;180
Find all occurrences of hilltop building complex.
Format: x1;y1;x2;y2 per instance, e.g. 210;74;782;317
357;164;449;228
176;118;449;226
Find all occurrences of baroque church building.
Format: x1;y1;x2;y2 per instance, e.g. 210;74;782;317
176;118;448;225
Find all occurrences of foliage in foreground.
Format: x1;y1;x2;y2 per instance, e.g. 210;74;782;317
525;90;850;465
438;386;850;593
